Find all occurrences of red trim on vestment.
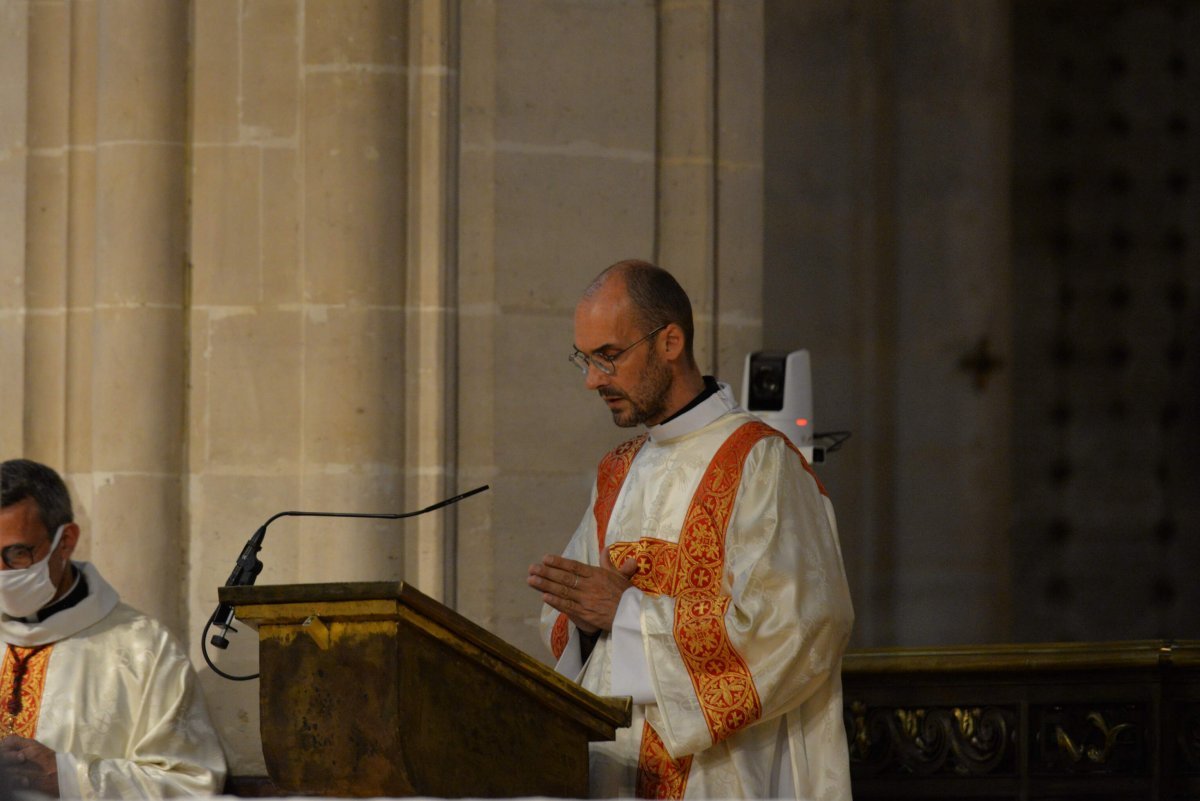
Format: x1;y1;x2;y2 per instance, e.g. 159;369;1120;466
0;644;53;738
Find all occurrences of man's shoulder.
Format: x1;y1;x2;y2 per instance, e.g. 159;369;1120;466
599;431;650;461
669;409;764;450
73;601;183;650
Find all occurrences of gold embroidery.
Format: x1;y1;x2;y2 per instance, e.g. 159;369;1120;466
608;538;678;596
636;721;692;799
670;422;777;745
0;644;53;738
594;434;647;553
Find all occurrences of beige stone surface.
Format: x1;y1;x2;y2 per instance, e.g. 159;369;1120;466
0;0;27;322
302;71;407;304
260;149;303;302
716;1;764;166
492;311;618;474
658;0;717;160
64;306;94;468
87;472;184;633
301;306;406;465
199;309;304;469
305;0;406;66
95;0;188;143
492;152;656;308
26;0;68;151
191;0;239;145
24;154;68;307
283;467;410;591
90;306;185;471
492;1;656;147
66;0;97;145
95;144;187;304
66;146;96;289
191;146;263;304
0;314;25;457
22;311;67;464
242;0;299;142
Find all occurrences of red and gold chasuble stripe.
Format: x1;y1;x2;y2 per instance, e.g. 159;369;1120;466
551;434;649;660
594;433;648;554
0;644;53;738
594;420;788;799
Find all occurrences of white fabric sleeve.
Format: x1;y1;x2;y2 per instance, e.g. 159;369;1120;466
553;625;584;679
608;587;656;704
55;753;83;800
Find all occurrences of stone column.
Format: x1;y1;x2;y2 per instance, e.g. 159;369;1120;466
656;1;762;383
87;0;190;630
0;0;29;455
23;0;70;466
188;0;414;772
456;0;660;655
404;0;459;603
455;0;764;659
293;0;409;584
3;0;188;630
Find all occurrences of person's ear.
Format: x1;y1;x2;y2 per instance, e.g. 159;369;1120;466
660;323;686;363
58;522;81;561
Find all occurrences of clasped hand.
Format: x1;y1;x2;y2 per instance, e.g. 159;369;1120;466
0;734;59;796
527;548;638;634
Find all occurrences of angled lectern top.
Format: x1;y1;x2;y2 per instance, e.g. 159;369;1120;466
219;582;631;798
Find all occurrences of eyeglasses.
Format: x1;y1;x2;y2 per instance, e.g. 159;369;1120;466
569;325;666;376
1;543;42;570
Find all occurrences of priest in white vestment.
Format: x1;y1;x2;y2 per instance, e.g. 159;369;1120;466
529;261;854;800
0;459;227;798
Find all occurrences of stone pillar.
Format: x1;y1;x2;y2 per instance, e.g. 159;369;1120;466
455;0;763;659
656;1;763;383
456;0;660;654
712;3;765;383
188;0;414;772
3;0;188;630
404;0;459;603
188;2;308;767
292;0;409;584
24;0;70;466
86;0;190;631
657;0;719;369
0;0;29;455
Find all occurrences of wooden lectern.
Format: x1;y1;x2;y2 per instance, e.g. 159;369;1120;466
219;582;632;798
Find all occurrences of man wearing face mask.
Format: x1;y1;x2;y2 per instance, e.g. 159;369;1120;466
0;459;226;798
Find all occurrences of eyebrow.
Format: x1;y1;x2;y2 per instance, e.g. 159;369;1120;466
573;341;619;355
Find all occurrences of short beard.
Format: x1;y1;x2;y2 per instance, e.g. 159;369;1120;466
603;352;673;428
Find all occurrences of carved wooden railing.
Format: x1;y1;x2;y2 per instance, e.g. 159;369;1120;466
842;640;1200;800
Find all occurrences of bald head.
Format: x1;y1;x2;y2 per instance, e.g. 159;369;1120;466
582;260;696;367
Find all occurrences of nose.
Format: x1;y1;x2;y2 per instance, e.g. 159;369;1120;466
583;361;608;391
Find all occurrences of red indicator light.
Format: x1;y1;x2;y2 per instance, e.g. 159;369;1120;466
796;418;808;427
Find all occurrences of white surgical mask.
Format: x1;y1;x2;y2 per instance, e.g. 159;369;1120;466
0;524;66;619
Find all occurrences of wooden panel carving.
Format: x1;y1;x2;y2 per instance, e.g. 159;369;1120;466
843;640;1200;800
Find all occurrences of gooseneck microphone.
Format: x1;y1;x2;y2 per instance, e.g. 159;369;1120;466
204;485;489;673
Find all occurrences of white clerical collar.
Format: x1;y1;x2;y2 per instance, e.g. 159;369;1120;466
0;562;120;647
647;380;741;443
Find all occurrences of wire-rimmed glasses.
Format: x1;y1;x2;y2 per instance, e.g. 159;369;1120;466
569;324;666;376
